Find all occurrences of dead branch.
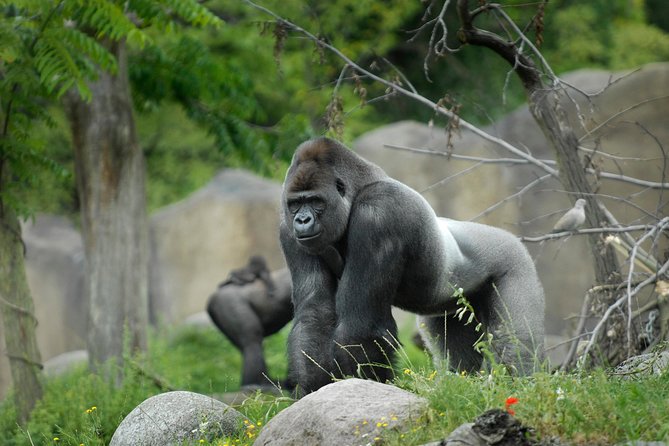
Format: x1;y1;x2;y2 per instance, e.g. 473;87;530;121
520;225;664;243
241;0;558;177
578;95;669;142
580;257;669;367
471;174;551;222
385;143;669;189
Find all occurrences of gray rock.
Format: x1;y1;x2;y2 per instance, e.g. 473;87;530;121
253;378;428;446
149;169;285;325
110;390;244;446
182;311;215;329
423;409;565;446
612;350;669;378
23;214;87;357
43;350;88;377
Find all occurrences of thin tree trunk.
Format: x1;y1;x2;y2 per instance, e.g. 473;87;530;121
0;204;43;424
64;39;148;377
456;0;619;285
528;89;620;285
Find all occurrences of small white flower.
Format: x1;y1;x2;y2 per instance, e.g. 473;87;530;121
556;387;565;401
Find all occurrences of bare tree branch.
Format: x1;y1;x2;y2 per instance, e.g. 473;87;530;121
241;0;558;177
578;96;669;142
385;143;669;189
581;256;669;366
471;174;551;222
520;224;665;242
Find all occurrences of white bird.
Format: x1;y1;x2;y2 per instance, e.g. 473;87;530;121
552;199;587;233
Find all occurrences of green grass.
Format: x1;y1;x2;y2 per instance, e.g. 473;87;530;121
388;366;669;445
1;324;668;445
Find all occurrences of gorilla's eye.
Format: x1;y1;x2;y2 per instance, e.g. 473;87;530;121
287;201;301;215
311;197;326;213
335;178;346;197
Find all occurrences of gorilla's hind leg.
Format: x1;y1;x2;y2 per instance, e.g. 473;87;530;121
418;314;484;373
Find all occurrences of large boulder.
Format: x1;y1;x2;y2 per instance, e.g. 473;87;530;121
149;169;285;324
253;379;428;446
110;390;244;446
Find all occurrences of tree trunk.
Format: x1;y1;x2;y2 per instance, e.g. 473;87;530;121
0;204;43;424
456;0;621;367
528;89;620;285
64;39;148;377
456;1;619;286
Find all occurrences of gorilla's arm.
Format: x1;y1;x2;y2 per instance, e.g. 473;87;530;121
332;182;427;381
280;226;338;394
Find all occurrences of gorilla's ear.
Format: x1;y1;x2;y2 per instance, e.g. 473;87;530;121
335;178;346;197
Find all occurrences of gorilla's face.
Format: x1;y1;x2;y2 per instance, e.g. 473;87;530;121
283;153;350;255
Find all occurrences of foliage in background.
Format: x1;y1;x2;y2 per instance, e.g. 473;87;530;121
13;0;669;216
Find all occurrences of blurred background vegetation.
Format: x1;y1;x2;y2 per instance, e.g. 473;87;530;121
22;0;669;216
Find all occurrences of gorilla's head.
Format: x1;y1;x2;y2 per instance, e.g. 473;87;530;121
282;138;352;255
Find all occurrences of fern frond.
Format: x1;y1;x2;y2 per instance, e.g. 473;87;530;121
66;0;138;41
60;26;117;73
152;0;223;28
0;18;23;63
33;28;85;99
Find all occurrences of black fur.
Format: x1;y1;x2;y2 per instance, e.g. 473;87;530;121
280;138;545;395
207;265;293;389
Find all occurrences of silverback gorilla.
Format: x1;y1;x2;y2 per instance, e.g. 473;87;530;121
280;137;545;395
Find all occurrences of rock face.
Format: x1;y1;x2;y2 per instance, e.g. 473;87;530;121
149;169;285;324
110;391;244;446
253;379;428;446
22;215;87;356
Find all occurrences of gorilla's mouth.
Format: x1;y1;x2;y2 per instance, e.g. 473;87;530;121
296;232;322;242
